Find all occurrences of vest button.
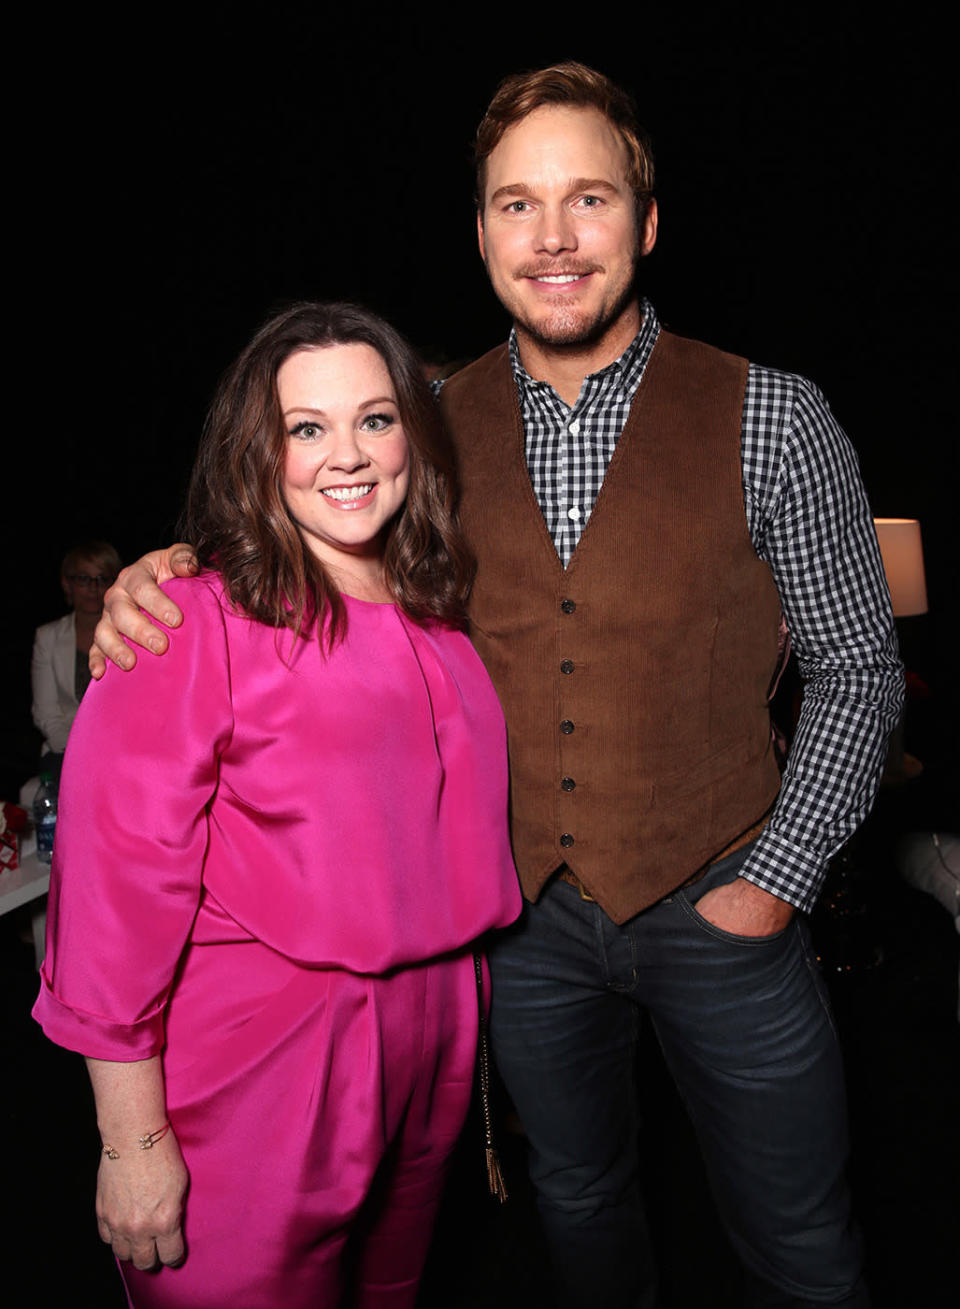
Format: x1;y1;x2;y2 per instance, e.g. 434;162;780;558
560;720;575;734
560;833;575;848
560;659;575;674
560;598;576;614
561;777;576;791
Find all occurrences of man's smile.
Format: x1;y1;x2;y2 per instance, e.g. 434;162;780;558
518;265;600;289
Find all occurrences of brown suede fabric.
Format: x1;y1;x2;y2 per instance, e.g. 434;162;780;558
439;329;783;923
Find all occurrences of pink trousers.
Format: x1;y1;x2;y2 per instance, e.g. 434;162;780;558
123;938;481;1308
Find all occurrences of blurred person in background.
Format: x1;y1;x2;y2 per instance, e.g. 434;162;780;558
31;540;121;786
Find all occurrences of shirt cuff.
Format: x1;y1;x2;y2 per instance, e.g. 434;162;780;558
32;977;166;1062
738;826;828;914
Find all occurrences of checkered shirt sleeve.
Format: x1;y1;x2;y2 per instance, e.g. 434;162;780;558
737;366;903;910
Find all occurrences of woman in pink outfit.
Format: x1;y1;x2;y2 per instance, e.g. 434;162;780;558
34;302;521;1308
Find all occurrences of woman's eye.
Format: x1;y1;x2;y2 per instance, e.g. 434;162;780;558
290;422;321;440
362;412;394;432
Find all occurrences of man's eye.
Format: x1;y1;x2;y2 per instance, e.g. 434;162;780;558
580;195;603;208
507;201;529;213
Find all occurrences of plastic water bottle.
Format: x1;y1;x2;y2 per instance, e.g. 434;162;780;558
33;772;58;865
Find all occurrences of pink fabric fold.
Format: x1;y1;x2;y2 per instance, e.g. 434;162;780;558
34;574;521;1060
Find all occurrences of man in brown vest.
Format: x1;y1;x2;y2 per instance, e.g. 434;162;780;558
92;63;901;1309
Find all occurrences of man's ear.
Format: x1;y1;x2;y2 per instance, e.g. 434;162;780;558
640;197;658;257
477;209;486;264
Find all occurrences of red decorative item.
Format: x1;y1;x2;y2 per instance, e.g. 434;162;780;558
0;801;28;871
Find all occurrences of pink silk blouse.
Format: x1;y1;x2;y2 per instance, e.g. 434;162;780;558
34;575;521;1061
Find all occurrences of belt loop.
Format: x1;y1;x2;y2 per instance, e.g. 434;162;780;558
556;866;596;902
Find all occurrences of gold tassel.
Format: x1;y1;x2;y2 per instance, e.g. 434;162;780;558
475;951;509;1203
486;1145;508;1202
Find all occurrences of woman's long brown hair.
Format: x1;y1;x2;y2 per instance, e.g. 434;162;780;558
181;301;475;645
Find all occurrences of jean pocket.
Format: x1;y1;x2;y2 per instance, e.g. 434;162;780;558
675;886;792;947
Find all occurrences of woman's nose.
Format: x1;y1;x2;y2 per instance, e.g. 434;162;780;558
327;429;368;470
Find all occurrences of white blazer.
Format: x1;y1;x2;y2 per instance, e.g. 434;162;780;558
31;613;81;754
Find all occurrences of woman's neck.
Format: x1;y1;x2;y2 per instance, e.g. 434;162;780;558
336;575;393;604
326;558;392;605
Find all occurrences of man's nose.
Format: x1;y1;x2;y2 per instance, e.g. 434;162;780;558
534;205;577;255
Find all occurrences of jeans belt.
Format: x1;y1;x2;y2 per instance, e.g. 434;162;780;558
556;813;771;904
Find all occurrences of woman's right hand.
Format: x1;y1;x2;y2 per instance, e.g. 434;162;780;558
95;1128;189;1270
90;544;199;678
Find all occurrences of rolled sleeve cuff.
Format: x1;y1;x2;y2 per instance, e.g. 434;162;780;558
738;827;828;914
32;978;165;1062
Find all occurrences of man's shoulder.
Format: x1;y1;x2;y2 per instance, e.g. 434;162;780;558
659;329;826;407
659;325;745;367
743;362;833;436
655;328;833;435
437;343;512;405
653;327;749;398
747;359;827;398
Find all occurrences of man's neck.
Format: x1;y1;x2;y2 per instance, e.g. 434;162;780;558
514;301;642;407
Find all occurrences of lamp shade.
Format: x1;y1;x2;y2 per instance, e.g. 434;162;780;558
873;519;928;617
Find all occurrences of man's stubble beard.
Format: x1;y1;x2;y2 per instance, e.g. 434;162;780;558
506;256;641;355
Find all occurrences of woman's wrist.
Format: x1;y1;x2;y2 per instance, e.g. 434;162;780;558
86;1054;169;1146
101;1121;171;1160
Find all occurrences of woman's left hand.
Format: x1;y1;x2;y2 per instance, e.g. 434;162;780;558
95;1127;189;1270
85;1055;189;1271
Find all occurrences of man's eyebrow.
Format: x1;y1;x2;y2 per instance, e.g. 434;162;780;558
488;183;533;205
567;178;621;196
488;178;622;205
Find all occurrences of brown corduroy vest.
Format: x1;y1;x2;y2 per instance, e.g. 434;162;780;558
439;328;783;923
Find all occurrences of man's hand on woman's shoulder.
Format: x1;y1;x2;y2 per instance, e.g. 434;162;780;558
90;544;199;678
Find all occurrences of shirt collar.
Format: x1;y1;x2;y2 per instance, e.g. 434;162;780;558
508;298;661;406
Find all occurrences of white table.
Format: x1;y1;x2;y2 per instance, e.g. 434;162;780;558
0;834;49;966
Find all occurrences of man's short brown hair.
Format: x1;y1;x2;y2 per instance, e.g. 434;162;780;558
475;61;655;213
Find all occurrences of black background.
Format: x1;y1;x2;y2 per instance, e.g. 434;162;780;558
8;3;957;783
4;11;958;1305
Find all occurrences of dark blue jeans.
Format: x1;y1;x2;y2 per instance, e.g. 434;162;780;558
487;847;869;1309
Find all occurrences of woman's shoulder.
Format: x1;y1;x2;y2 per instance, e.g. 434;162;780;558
153;572;241;645
158;571;271;649
160;570;230;614
94;573;236;690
